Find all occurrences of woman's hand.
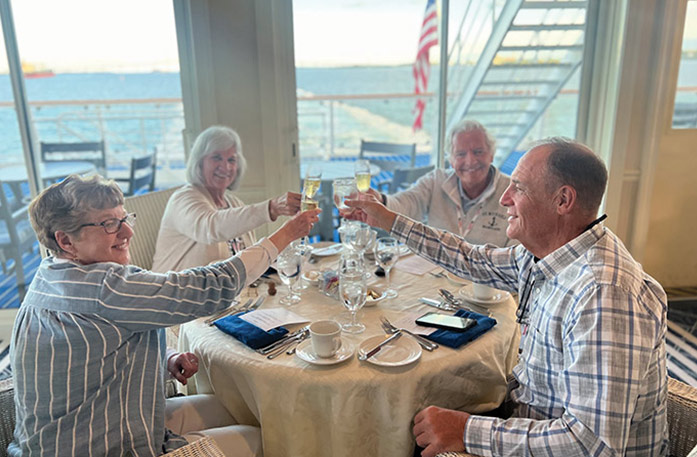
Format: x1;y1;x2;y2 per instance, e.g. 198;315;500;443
268;208;321;251
167;351;199;385
269;192;302;221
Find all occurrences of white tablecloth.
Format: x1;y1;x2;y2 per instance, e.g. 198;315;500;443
179;254;520;457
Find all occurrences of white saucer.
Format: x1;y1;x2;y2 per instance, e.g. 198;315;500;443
295;340;354;365
302;270;321;285
357;335;421;367
364;288;387;307
458;284;510;305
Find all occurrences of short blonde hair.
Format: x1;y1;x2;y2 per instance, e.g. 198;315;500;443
29;174;124;255
186;126;248;191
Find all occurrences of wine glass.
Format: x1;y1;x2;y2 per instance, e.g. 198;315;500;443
339;262;367;334
375;237;400;298
291;239;314;290
276;247;302;305
348;222;373;278
354;160;371;193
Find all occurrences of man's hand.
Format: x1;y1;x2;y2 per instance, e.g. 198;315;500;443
167;351;199;385
413;406;470;457
269;191;302;221
342;192;396;231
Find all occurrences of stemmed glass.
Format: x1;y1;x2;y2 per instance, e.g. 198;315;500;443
339;257;367;334
348;222;373;279
300;163;322;245
375;237;400;298
276;247;302;305
333;177;357;211
354;160;371;194
290;239;313;290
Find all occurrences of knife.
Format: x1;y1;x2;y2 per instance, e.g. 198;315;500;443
358;332;402;361
248;295;266;311
419;297;456;311
205;297;253;325
311;243;342;255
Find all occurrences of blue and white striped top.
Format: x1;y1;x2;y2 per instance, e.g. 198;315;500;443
9;239;276;456
391;215;668;457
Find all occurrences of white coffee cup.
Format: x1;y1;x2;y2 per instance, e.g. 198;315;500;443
472;283;496;300
310;320;343;358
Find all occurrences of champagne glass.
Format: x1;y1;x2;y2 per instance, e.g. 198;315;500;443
301;163;322;244
375;237;400;298
339;263;367;334
354;160;371;193
276;247;302;305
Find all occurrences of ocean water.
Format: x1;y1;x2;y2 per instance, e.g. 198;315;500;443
1;61;695;167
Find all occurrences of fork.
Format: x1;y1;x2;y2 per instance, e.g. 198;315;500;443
205;297;253;325
379;316;438;351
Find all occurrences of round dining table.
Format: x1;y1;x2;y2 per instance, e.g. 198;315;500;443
178;250;520;457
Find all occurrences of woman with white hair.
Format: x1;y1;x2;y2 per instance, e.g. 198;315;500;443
153;125;301;272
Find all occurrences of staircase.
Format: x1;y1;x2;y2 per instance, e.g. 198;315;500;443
447;0;588;165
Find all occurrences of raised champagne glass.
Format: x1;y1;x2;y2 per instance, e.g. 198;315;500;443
354;160;371;193
375;237;400;298
301;163;322;245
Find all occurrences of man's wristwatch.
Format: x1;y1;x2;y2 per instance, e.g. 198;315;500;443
381;193;387;205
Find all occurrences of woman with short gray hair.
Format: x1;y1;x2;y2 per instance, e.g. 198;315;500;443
153;125;301;272
10;174;319;456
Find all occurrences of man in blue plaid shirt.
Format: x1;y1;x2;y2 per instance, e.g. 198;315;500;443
346;138;668;457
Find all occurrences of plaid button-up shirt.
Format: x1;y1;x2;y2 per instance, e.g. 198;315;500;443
391;215;668;456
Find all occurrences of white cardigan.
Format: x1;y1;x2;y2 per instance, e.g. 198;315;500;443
152;184;272;272
385;167;515;247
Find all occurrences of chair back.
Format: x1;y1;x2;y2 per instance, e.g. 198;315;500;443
0;183;35;300
40;141;107;173
168;436;225;456
388;164;435;194
0;378;15;457
124;186;179;270
668;377;697;457
121;152;157;196
359;140;417;172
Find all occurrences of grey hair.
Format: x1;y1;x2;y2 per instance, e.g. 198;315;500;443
185;126;248;191
445;119;496;157
530;137;608;214
29;174;125;256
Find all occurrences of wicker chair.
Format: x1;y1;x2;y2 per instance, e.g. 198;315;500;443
0;377;225;456
435;377;697;457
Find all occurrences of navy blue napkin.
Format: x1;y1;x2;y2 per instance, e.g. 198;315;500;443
425;309;497;349
214;311;288;350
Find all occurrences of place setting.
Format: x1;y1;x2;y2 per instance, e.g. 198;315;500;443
458;283;511;306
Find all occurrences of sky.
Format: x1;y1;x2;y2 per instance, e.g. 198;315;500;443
1;0;695;73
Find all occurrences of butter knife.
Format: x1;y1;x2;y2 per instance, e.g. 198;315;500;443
419;297;456;311
358;332;402;361
248;295;266;311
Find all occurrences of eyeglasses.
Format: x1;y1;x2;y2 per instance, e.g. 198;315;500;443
79;213;136;234
516;265;536;325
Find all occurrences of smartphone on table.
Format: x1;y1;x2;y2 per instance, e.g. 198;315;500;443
415;312;476;332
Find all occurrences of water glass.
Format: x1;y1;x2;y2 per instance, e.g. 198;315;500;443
291;239;314;290
333;177;357;210
276;247;302;305
375;237;400;298
339;264;367;334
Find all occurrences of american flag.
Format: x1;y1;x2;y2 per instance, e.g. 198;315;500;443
412;0;438;132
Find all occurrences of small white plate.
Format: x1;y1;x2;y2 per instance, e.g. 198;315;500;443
311;243;343;257
295;340;354;365
357;335;422;367
364;288;387;307
445;271;469;286
302;270;321;284
458;284;510;305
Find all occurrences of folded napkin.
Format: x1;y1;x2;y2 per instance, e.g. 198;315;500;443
426;309;497;349
214;311;288;350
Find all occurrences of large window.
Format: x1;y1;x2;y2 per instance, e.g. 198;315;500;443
0;0;185;308
672;0;697;129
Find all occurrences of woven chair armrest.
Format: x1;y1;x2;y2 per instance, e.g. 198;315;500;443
436;452;478;457
668;377;697;457
167;436;225;457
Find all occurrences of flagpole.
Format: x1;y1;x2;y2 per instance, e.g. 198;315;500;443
435;0;449;169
